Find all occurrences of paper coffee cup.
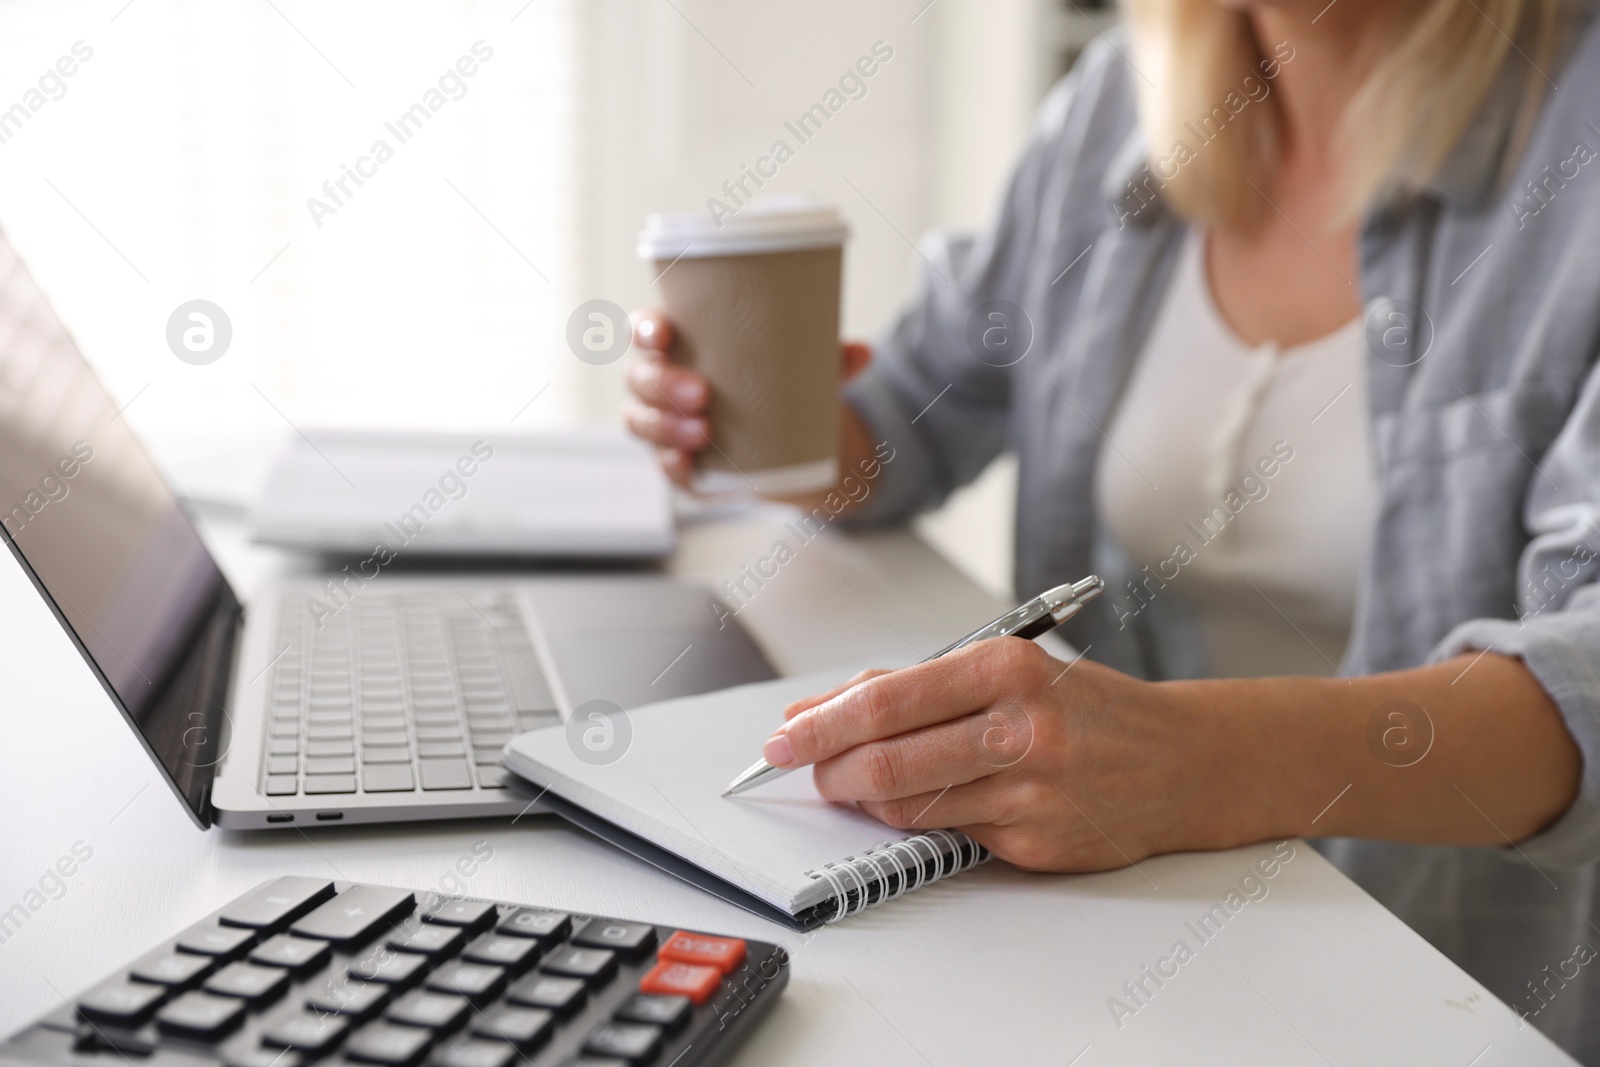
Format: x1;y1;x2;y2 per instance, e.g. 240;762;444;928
639;197;848;495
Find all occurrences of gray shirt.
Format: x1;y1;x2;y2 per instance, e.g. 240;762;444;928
842;19;1600;1058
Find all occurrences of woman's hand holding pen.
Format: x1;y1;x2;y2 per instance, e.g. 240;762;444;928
760;638;1256;872
760;637;1583;872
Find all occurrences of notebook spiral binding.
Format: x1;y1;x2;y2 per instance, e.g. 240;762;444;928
805;829;990;924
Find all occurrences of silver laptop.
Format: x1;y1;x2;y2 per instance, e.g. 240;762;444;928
0;232;775;830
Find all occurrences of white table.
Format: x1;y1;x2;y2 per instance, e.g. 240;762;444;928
0;508;1574;1065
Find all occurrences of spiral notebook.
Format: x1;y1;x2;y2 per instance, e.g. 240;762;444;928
501;668;988;930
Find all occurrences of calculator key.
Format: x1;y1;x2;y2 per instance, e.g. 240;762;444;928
658;930;746;974
363;764;416;792
615;993;691;1033
291;886;414;945
424;961;506;1004
303;774;356;794
470;1005;552;1049
268;757;298;775
344;1022;433;1067
221;876;336;931
421;898;497;931
305;979;388;1019
638;960;721;1006
573;920;657;961
307;741;355;758
350;951;429;986
265;775;298;795
154;990;248;1038
363;746;412;764
261;1011;350;1053
540;946;616;987
176;923;255;958
582;1021;662;1064
250;934;331;974
505;974;586;1017
496;909;569;942
419;758;473;791
204;961;292;1004
462;932;542;973
129;951;211;988
474;766;508;789
77;981;165;1025
432;1039;517;1067
388;923;465;958
385;989;469;1031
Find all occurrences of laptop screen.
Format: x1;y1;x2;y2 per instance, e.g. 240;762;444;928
0;231;236;826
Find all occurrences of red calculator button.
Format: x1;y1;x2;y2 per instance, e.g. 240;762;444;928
639;960;722;1006
658;931;746;975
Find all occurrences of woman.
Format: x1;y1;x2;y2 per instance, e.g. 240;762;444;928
626;0;1600;1053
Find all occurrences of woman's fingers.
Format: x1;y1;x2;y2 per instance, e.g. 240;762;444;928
856;774;1032;832
841;341;872;382
632;309;674;353
624;309;710;477
811;712;1007;802
767;638;1048;769
654;446;694;488
625;359;708;413
622;400;710;451
782;668;892;721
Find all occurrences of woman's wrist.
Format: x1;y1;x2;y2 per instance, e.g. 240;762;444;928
1151;674;1335;850
1151;654;1581;850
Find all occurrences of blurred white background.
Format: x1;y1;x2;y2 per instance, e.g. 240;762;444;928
0;0;1116;597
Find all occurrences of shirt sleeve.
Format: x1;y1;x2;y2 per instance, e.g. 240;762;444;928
1429;363;1600;868
839;58;1094;526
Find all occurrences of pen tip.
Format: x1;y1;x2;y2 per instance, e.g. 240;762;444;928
720;787;733;798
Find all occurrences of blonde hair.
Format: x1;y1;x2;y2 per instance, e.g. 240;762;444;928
1119;0;1567;230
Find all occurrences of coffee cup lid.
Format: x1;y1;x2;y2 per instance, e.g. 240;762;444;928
638;195;848;260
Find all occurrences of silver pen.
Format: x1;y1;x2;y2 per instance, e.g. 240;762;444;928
721;574;1105;797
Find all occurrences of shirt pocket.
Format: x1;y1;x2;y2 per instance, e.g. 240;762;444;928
1376;384;1568;468
1372;384;1569;629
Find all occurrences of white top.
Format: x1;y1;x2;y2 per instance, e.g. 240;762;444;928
1095;229;1376;677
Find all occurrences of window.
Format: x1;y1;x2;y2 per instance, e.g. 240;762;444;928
0;0;581;459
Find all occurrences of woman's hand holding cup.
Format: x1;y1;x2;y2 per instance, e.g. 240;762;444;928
623;308;873;492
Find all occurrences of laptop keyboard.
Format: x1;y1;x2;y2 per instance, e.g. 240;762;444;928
5;877;789;1067
262;590;559;798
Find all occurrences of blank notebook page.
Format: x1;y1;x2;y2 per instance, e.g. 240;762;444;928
503;667;917;916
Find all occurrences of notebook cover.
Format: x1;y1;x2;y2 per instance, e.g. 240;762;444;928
501;774;820;931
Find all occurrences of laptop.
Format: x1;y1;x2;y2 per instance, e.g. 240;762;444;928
0;231;777;831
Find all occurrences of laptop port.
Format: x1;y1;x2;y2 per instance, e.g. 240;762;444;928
266;814;293;823
315;812;344;821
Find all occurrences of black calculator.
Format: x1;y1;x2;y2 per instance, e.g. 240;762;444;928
1;877;789;1067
